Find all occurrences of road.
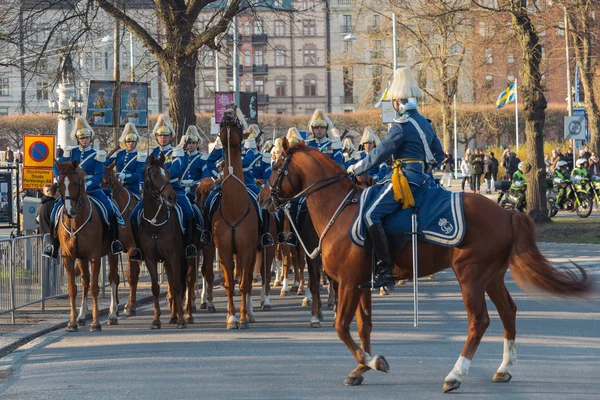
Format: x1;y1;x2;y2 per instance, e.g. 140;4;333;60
1;256;599;400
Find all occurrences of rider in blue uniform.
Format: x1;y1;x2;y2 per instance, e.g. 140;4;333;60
44;116;125;258
306;109;344;165
353;127;388;182
347;67;444;289
254;138;273;183
130;114;202;261
282;127;309;247
342;137;357;170
179;125;209;199
105;122;145;199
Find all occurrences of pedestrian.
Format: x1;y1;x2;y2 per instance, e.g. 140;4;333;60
589;153;600;177
441;150;454;187
4;146;14;164
565;147;574;171
14;149;22;164
483;155;494;194
508;151;521;179
544;153;551;171
470;148;484;194
36;183;59;236
583;145;591;160
489;151;499;191
501;148;511;179
461;149;473;192
551;147;563;172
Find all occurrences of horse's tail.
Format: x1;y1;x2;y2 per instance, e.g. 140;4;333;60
508;212;593;296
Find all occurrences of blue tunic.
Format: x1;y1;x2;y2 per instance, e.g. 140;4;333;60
350;151;388;182
354;108;444;226
106;149;143;197
253;153;272;182
180;151;209;198
307;136;344;165
51;146;116;223
204;148;224;180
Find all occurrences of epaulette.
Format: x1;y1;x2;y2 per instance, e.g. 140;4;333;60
172;146;185;157
63;146;72;158
200;153;209;160
394;114;410;123
137;152;148;163
262;152;272;163
95;150;107;162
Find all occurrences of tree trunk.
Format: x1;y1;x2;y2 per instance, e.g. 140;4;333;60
511;0;549;224
161;52;198;142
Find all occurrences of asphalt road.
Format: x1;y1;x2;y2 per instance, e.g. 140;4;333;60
1;261;599;400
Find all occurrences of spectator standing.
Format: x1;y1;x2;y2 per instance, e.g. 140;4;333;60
550;148;563;172
508;151;521;179
14;149;22;164
461;149;473;192
565;148;574;171
589;153;600;176
441;151;454;187
583;145;591;160
36;183;59;235
483;155;494;194
489;151;499;191
4;146;14;164
470;148;484;194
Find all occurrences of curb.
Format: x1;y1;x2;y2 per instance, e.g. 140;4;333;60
0;291;166;359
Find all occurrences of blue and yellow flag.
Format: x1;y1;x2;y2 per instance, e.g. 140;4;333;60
496;83;516;109
374;86;389;108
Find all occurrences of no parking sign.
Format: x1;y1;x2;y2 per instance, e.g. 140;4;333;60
24;135;55;168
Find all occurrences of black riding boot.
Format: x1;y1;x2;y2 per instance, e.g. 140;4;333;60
110;216;125;255
259;209;274;249
359;223;396;289
130;221;143;261
42;224;60;258
276;210;285;243
185;219;198;259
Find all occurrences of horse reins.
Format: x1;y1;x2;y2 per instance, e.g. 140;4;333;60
142;164;171;226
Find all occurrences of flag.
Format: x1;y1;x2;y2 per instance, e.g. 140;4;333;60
495;83;516;109
374;86;389;108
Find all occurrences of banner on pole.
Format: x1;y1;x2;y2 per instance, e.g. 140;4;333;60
120;82;148;127
86;81;116;126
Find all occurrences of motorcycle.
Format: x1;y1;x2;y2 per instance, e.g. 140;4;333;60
589;176;600;212
495;179;558;217
552;176;593;218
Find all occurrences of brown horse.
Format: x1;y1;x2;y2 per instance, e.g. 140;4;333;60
212;108;260;329
259;140;593;391
102;162;141;316
55;161;120;332
138;153;187;329
195;177;218;313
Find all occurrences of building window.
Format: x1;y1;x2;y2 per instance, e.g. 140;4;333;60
372;66;382;102
303;20;316;36
244;50;251;67
485;48;493;64
276;109;285;115
204;80;215;97
94;52;103;70
302;1;315;9
275;79;286;96
0;108;8;116
36;82;49;100
304;76;317;97
202;51;214;67
244;80;252;93
84;52;93;70
479;22;486;36
228;80;234;91
303;47;317;66
508;54;515;64
254;49;264;66
540;45;546;61
243;21;251;36
274;21;285;36
122;49;130;70
342;15;352;33
373;40;382;58
147;84;152;99
344;41;352;52
254;20;265;35
373;14;381;27
0;78;9;96
255;80;264;94
484;75;494;88
275;48;286;66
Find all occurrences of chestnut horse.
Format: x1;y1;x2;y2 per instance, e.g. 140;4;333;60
138;153;187;329
55;161;120;332
259;140;593;391
102;162;141;316
195;178;218;313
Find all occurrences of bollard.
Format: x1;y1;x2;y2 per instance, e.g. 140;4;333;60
41;256;46;312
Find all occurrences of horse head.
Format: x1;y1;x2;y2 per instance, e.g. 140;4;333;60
144;153;177;207
195;177;216;212
219;105;246;149
55;160;86;219
102;161;119;190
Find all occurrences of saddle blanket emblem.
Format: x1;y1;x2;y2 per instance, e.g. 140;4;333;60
350;186;465;248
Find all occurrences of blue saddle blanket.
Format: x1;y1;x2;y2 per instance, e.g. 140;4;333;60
136;203;186;233
350;186;465;248
208;187;263;223
55;197;125;228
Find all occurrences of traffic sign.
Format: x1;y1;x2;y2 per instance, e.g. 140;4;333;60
24;135;55;168
22;168;53;190
564;115;587;140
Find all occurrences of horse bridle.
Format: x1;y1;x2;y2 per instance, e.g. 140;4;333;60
268;148;349;211
59;171;84;216
144;163;171;206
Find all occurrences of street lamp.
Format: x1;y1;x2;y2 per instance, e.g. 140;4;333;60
343;32;357;42
48;96;84;118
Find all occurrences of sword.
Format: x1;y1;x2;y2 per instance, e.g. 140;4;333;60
412;208;419;328
340;129;349;141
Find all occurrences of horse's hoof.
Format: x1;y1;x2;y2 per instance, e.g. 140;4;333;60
442;380;461;393
301;298;311;307
89;324;102;332
66;323;78;332
169;317;177;324
207;305;216;313
327;303;335;310
227;321;239;329
200;303;207;310
297;289;304;296
280;290;288;297
261;304;271;311
310;321;321;328
273;281;281;287
239;320;250;330
125;308;136;317
77;319;86;327
185;315;194;324
428;274;436;280
373;355;389;373
379;287;389;296
248;315;256;323
397;280;405;286
107;318;118;326
492;372;512;383
151;321;161;330
344;375;364;386
177;322;187;329
191;305;197;313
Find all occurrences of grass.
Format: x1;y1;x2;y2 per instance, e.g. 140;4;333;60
535;217;600;244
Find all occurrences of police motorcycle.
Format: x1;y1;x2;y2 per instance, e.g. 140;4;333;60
552;159;593;218
590;175;600;212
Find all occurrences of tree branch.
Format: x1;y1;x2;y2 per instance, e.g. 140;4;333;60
184;0;243;56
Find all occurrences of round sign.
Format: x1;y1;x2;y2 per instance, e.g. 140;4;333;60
28;141;50;163
569;121;582;136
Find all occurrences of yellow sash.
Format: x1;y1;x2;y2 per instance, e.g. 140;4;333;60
391;160;415;209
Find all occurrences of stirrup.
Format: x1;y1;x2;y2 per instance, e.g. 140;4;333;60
130;248;143;262
260;233;274;248
284;232;297;247
277;232;286;244
200;230;212;246
111;241;125;255
42;244;56;258
358;272;396;290
186;245;198;258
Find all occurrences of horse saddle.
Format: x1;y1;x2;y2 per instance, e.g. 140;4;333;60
350;186;465;250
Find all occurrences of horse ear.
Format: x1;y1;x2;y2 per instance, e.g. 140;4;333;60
71;160;79;169
148;153;155;164
108;161;116;171
159;152;165;164
282;137;290;155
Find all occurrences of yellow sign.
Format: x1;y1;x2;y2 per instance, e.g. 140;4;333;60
22;168;54;190
24;135;55;168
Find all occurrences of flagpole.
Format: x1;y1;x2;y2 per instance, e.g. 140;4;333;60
515;78;519;153
453;94;458;180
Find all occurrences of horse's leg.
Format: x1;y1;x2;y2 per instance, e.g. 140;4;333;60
295;249;306;296
336;285;388;386
307;257;322;327
145;258;162;329
443;263;492;393
106;253;120;325
200;245;216;312
185;256;197;324
291;250;300;292
262;245;273;311
327;275;337;310
64;257;79;332
77;259;90;326
280;247;290;296
273;247;282;287
486;272;517;383
219;251;238;329
345;290;378;386
238;252;255;329
168;254;186;328
89;257;102;332
125;255;140;316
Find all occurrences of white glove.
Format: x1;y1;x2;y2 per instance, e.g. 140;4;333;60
347;164;356;174
181;179;193;187
85;181;92;189
118;173;126;181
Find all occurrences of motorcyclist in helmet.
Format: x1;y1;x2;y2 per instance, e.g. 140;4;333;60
571;158;590;182
510;161;530;211
552;160;571;209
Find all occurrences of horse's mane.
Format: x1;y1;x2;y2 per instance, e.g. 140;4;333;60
289;142;346;175
57;160;85;181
